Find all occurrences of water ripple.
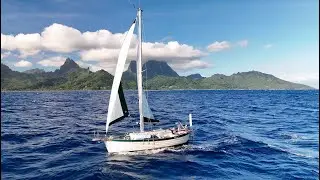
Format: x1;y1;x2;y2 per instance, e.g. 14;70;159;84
1;90;319;179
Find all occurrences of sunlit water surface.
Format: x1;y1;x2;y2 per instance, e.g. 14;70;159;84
1;90;319;179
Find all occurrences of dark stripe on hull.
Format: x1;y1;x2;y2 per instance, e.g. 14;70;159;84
108;132;190;142
108;141;189;153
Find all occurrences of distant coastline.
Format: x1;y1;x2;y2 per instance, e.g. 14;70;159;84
1;89;317;93
1;58;314;91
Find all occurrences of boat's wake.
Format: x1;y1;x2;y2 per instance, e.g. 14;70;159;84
106;133;318;161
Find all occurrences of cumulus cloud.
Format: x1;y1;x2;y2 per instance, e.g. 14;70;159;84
77;61;117;73
143;41;207;62
81;41;206;61
207;41;231;52
80;48;132;62
1;23;137;56
13;60;32;67
37;56;66;67
80;41;209;71
1;51;11;59
1;33;41;57
169;60;211;71
1;23;210;71
237;40;248;47
206;40;248;52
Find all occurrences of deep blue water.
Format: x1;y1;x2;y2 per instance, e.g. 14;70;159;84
1;90;319;180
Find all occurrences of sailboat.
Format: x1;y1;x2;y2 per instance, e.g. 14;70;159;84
93;8;192;153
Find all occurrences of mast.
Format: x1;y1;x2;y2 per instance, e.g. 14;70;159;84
137;8;144;132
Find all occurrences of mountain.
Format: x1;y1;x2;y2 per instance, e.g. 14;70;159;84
1;58;315;91
55;58;80;74
146;71;313;90
199;71;312;90
1;64;40;90
124;60;179;80
24;68;45;74
1;63;13;76
142;60;179;79
123;61;138;81
186;73;204;80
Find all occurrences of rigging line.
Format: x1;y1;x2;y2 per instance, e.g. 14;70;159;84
128;0;136;9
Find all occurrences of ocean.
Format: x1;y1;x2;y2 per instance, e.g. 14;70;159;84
1;90;319;179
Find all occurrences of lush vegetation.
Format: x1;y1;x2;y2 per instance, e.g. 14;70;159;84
1;59;313;91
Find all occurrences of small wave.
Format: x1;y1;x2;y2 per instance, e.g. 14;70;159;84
266;144;319;159
279;133;308;141
1;109;15;113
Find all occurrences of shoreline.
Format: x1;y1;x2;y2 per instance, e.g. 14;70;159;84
1;89;317;92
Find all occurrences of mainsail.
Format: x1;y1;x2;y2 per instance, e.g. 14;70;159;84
106;20;136;133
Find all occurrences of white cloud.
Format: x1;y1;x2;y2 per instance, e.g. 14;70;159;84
40;23;83;53
169;60;211;71
2;23;210;71
207;41;231;52
1;23;136;56
206;40;248;52
142;41;207;62
80;41;206;62
264;44;273;49
37;56;66;67
276;73;319;88
80;41;209;71
1;33;41;57
80;48;131;62
77;61;116;73
237;40;248;47
13;60;32;67
1;51;11;59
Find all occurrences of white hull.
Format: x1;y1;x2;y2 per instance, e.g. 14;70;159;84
105;133;190;153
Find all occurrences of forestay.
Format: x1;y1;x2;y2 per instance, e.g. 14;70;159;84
106;20;136;133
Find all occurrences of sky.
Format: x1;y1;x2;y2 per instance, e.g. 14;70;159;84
1;0;319;88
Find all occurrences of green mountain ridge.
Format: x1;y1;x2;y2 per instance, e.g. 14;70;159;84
186;73;204;80
1;58;314;91
23;68;46;74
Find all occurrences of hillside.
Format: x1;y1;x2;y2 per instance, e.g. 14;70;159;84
23;68;46;74
123;60;179;80
186;73;204;80
1;58;314;90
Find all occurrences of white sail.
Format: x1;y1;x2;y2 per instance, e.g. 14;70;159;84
94;8;191;154
106;20;136;133
108;83;129;125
